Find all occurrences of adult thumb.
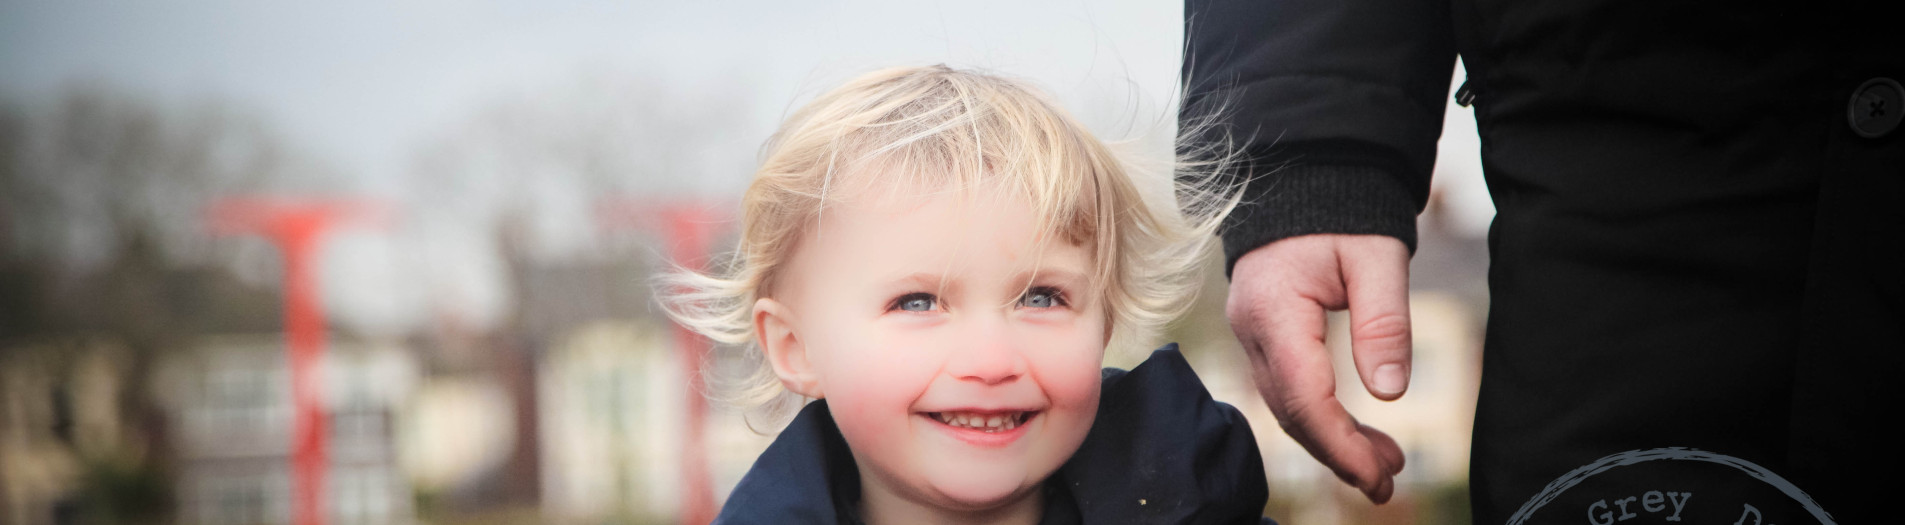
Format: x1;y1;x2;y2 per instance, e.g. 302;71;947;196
1340;236;1412;401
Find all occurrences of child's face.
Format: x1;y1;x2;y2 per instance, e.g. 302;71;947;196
760;188;1107;516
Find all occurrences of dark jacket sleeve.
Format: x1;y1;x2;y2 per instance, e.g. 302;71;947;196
1180;0;1458;273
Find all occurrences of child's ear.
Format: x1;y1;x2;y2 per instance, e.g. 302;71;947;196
754;297;822;399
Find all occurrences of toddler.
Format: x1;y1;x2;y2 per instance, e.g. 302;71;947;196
662;65;1274;525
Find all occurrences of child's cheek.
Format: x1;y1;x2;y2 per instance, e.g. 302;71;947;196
1030;338;1105;457
1038;327;1108;401
1042;353;1104;425
823;338;937;454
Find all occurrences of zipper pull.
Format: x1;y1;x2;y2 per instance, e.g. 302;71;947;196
1455;80;1477;107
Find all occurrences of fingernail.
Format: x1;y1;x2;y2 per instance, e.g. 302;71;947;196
1374;364;1407;396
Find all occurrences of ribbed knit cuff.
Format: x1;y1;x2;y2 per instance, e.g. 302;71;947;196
1220;164;1420;276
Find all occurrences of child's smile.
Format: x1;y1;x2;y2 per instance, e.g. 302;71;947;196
924;410;1033;432
920;406;1041;447
754;186;1107;521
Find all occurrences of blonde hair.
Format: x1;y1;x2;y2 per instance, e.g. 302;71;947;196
657;64;1242;420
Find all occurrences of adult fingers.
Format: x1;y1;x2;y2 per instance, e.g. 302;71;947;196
1340;235;1413;401
1358;421;1407;502
1269;382;1403;503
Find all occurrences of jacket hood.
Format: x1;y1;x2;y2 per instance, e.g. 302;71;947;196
713;344;1275;525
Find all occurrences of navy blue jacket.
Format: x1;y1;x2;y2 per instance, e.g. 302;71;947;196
714;345;1277;525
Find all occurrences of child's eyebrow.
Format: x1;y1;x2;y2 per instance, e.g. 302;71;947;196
881;272;955;295
878;270;1089;296
1015;268;1089;293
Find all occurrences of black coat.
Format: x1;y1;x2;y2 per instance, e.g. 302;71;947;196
1183;0;1902;523
714;346;1277;525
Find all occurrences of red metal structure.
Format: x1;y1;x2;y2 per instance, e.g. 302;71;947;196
206;198;388;525
597;199;725;525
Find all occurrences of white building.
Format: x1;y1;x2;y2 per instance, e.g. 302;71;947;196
535;320;776;523
157;334;417;525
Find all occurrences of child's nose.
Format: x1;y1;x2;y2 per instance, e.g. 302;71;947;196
945;315;1027;385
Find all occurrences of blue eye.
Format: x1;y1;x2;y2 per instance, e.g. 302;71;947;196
894;293;937;312
1019;287;1066;309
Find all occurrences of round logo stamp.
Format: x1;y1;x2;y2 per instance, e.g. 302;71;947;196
1507;448;1834;525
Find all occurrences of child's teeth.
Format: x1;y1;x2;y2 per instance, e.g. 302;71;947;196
932;411;1024;432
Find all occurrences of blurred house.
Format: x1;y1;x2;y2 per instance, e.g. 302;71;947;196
497;218;774;523
2;257;288;525
509;232;661;522
536;320;681;521
401;315;541;518
0;340;134;525
502;250;726;522
154;334;417;525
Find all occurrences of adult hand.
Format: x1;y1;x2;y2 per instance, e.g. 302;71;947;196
1227;234;1411;503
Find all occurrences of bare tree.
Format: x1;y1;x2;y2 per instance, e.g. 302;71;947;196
402;73;754;326
1;85;311;524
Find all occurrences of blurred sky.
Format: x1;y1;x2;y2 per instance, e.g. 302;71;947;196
0;1;1490;334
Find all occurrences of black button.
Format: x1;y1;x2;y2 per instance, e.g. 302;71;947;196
1848;77;1903;138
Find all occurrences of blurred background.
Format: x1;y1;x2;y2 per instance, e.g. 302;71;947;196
0;2;1494;524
